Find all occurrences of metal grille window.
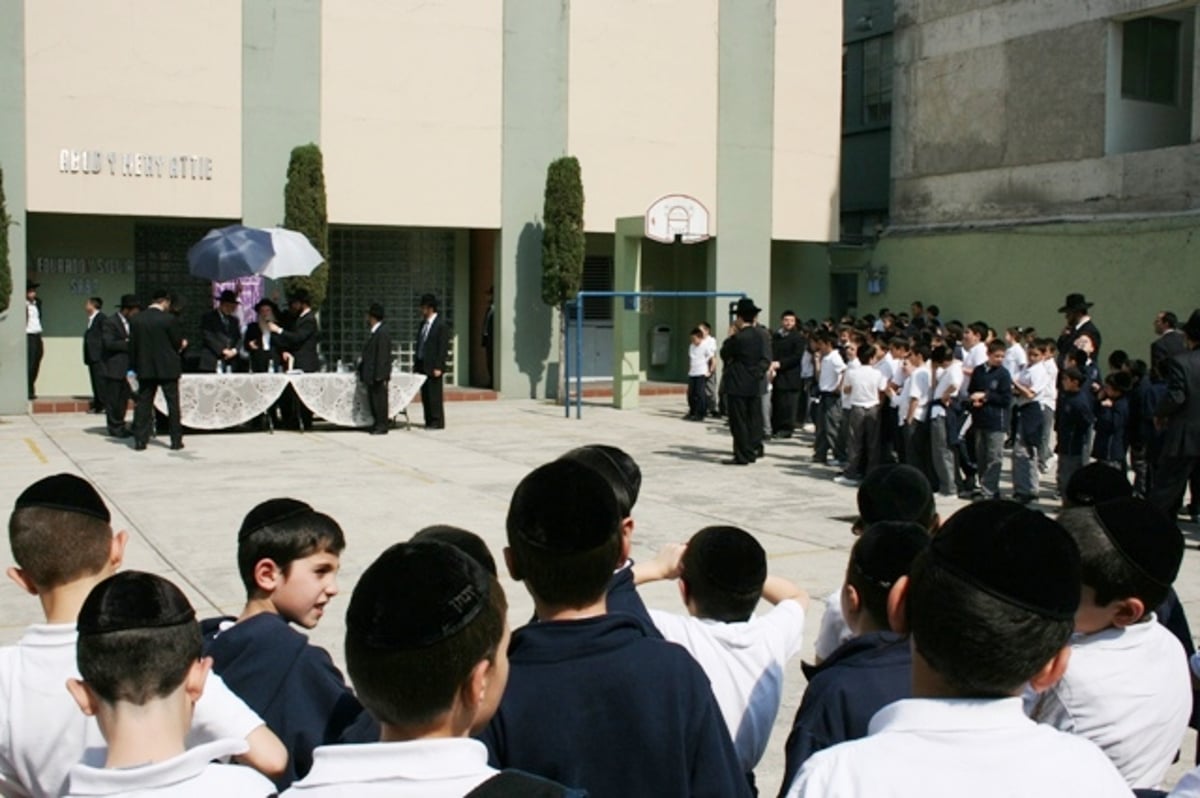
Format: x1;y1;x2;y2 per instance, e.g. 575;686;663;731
134;223;224;355
1122;17;1181;105
580;256;614;321
862;34;893;125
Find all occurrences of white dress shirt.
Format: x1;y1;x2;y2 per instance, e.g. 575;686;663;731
26;301;42;335
929;360;963;419
283;738;499;797
818;351;846;393
844;364;884;408
64;738;274;797
903;364;932;423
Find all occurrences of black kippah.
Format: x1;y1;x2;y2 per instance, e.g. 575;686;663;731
412;525;498;576
857;464;935;529
853;521;930;588
14;473;111;523
1093;498;1183;588
77;571;196;637
238;498;313;542
687;526;766;594
931;501;1081;621
346;541;491;650
507;460;620;553
1065;463;1132;507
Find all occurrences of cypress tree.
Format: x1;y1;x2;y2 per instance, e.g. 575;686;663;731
282;144;330;308
541;156;585;402
0;167;10;315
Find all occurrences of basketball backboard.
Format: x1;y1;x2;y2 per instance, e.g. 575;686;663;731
644;194;710;244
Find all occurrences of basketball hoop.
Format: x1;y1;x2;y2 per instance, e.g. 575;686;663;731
645;194;710;244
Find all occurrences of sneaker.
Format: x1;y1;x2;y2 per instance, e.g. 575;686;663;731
830;459;847;468
833;475;861;487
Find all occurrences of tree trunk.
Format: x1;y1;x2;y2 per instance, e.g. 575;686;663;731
557;304;567;406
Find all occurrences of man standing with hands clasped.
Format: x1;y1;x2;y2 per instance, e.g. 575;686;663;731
414;293;449;430
721;298;771;466
129;289;185;452
358;303;393;436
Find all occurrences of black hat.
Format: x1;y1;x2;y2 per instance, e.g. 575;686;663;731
217;289;240;305
1183;309;1200;342
289;288;311;304
931;500;1081;621
14;473;111;523
26;279;39;290
346;541;491;650
411;525;497;576
558;444;641;516
1058;293;1094;313
368;303;386;321
254;298;279;314
685;526;767;594
238;497;314;542
1064;463;1132;507
151;288;170;302
1093;497;1183;589
856;464;936;531
419;293;439;310
735;298;761;318
119;294;141;310
77;571;196;638
853;521;930;588
507;460;621;552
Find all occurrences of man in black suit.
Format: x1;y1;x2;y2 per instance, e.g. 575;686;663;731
83;296;106;412
1056;293;1102;365
359;303;393;435
243;299;285;374
129;289;185;451
100;294;140;437
770;310;807;439
1152;310;1187;376
270;288;321;430
25;280;43;400
199;289;243;373
1150;310;1200;517
720;298;771;465
414;293;450;430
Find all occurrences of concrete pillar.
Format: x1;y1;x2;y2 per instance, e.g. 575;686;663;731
612;217;644;409
0;0;27;414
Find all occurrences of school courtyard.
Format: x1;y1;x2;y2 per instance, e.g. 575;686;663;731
2;396;1198;793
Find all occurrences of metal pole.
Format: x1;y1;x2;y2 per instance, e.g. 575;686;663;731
563;302;571;418
576;296;584;419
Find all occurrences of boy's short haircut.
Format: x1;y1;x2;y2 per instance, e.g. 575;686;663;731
986;339;1007;355
927;304;940;317
412;525;497;576
681;526;767;623
889;336;911;352
690;327;703;338
1058;498;1182;610
857;343;876;363
910;343;931;361
968;322;989;339
76;571;201;705
559;444;642;517
1061;367;1085;386
1107;349;1129;371
9;474;114;590
345;541;506;727
908;501;1080;696
236;498;346;595
1104;371;1133;393
507;460;623;608
1064;463;1133;508
930;344;952;365
847;522;929;628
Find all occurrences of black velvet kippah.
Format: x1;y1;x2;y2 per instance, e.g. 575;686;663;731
930;501;1081;621
346;541;491;650
559;444;640;515
238;498;313;542
77;571;196;637
853;521;930;588
1065;463;1133;507
412;525;498;576
507;460;621;553
687;526;766;594
14;473;110;523
857;465;935;528
1093;498;1183;588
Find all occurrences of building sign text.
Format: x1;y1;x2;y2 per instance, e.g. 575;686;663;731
58;149;213;180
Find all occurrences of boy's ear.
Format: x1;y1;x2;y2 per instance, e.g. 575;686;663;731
842;582;861;617
463;657;490;714
503;547;522;581
183;657;212;705
886;576;910;635
1111;597;1146;628
1028;646;1072;693
6;566;38;596
109;531;129;571
620;517;635;548
252;559;285;593
618;529;632;567
66;678;100;717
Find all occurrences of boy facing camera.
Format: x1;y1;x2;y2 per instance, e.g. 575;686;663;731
64;571;275;797
786;501;1130;797
481;460;750;797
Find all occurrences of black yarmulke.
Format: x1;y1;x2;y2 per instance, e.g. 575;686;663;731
412;525;497;576
857;464;935;528
507;460;621;553
559;444;641;515
1093;497;1183;588
1065;463;1133;507
687;527;767;594
346;541;490;650
77;571;196;638
930;500;1081;621
238;498;313;542
853;521;930;588
14;474;111;523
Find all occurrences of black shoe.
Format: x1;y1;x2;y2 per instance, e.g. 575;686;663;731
370;429;388;436
1012;493;1036;505
133;442;147;451
169;442;185;451
721;458;750;466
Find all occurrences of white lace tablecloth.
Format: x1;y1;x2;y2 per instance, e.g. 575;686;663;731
155;374;291;430
287;373;426;428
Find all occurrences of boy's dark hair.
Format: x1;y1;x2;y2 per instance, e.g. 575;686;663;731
690;327;703;338
1129;359;1148;382
1104;371;1133;394
930;344;952;365
986;339;1007;355
968;322;989;339
76;571;201;705
412;525;497;576
1061;366;1084;386
559;444;642;517
236;498;346;595
857;343;876;363
908;502;1079;696
1107;349;1129;372
10;474;114;590
345;542;506;727
681;526;766;623
909;343;931;361
889;336;911;351
847;522;929;629
88;296;104;309
507;460;623;609
927;304;940;317
1058;499;1182;610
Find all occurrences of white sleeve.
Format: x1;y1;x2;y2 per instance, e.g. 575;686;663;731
187;672;267;747
762;600;807;662
813;592;851;661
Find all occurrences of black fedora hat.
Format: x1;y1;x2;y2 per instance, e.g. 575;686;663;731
1183;309;1200;341
735;298;761;318
1058;293;1094;313
119;293;142;310
217;289;240;304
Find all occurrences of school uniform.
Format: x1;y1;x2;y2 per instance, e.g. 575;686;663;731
1011;361;1050;499
0;623;266;798
842;363;884;480
812;592;853;662
647;600;806;774
479;613;752;798
814;351;846;463
1039;358;1058;466
1025;616;1190;789
202;613;374;788
929;360;964;496
877;353;900;463
64;738;275;797
1056;388;1096;495
1001;343;1026;379
966;363;1012;498
784;697;1131;798
605;563;662;637
901;364;933;481
957;342;989;487
779;631;911;794
1092;393;1131;470
687;339;711;419
701;334;720;416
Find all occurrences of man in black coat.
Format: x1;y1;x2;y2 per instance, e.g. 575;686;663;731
199;288;243;373
100;294;140;437
270;289;321;430
771;310;807;439
82;296;106;412
1152;310;1187;377
1056;293;1102;365
720;298;771;465
243;299;285;374
1150;309;1200;517
129;289;185;451
415;293;450;430
358;303;393;435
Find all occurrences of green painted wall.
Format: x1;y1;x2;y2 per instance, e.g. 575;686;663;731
770;241;834;325
0;0;25;412
640;240;710;383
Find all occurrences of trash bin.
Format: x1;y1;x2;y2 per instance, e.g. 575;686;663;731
651;325;671;367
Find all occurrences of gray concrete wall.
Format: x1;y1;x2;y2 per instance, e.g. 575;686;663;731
0;0;26;414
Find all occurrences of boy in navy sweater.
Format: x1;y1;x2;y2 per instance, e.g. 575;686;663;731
1091;372;1133;471
966;340;1013;499
1056;367;1095;497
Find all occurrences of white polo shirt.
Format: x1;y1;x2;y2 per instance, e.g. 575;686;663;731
785;697;1131;798
1170;767;1200;797
0;623;266;798
648;601;806;773
1024;616;1190;788
844;363;884;409
1002;343;1026;377
962;342;988;373
929;360;963;420
283;738;499;796
818;351;846;394
1015;361;1053;409
903;364;932;423
688;341;710;377
64;738;274;797
839;360;860;409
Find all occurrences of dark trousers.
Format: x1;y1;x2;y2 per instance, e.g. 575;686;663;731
879;404;899;464
27;334;42;399
772;389;800;436
844;405;881;478
87;362;105;411
902;419;933;484
367;378;390;432
687;376;707;418
103;377;131;435
133;378;181;447
705;371;719;416
1151;455;1200;518
417;363;445;428
726;394;762;463
814;393;843;461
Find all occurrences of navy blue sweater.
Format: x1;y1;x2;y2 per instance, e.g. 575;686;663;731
967;364;1012;432
1091;393;1130;462
1056;389;1096;456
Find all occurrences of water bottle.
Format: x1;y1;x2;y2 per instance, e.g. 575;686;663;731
336;358;344;374
268;360;275;374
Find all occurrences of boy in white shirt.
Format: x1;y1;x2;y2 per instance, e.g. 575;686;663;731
928;345;963;497
64;571;275;797
686;328;712;421
1026;498;1189;789
878;337;910;465
813;332;847;466
836;343;885;487
1010;345;1052;503
633;526;808;778
901;344;933;481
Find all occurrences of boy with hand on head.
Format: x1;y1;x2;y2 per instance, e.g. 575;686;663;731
1026;498;1189;789
966;340;1013;499
1091;372;1134;471
64;572;276;797
632;526;808;779
202;498;373;788
785;501;1131;797
480;460;751;798
0;474;284;798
